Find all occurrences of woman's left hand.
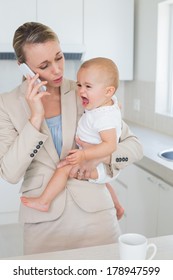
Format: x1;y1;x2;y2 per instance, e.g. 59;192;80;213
69;159;99;180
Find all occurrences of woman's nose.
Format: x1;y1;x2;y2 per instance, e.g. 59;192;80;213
51;64;61;75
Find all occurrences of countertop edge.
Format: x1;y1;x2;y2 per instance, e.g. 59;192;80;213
126;121;173;186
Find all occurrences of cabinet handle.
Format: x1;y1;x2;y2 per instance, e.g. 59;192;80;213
158;183;169;191
147;176;157;184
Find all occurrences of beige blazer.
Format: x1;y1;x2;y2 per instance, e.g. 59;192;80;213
0;78;143;224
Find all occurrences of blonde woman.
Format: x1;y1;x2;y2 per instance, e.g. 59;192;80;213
0;22;143;255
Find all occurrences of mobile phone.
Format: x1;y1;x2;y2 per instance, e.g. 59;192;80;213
19;63;47;92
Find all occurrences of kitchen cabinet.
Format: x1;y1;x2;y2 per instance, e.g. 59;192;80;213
1;0;134;80
0;178;22;224
157;180;173;236
112;164;173;237
37;0;84;47
0;0;83;52
0;0;36;52
83;0;134;80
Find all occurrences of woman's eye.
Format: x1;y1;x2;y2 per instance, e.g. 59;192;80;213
56;56;63;61
86;85;91;89
40;65;48;70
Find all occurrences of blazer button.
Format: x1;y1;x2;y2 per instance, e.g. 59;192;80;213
36;145;40;149
125;157;128;161
39;141;43;145
33;149;38;153
30;153;34;158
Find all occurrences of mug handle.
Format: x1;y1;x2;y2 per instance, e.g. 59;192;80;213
146;243;157;260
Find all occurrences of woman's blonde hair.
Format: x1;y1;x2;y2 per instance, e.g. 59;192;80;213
13;22;59;63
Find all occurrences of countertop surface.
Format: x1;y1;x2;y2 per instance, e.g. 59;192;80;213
4;235;173;260
126;121;173;186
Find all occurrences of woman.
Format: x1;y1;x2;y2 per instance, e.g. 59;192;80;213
0;22;143;255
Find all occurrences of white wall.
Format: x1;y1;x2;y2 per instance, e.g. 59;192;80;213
124;0;173;136
134;0;160;81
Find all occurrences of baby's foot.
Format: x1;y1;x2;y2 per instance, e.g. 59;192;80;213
20;196;50;212
116;206;125;220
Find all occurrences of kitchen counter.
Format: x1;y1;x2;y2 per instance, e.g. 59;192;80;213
4;235;173;260
126;121;173;186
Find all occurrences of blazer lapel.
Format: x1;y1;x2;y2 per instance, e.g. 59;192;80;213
60;79;77;159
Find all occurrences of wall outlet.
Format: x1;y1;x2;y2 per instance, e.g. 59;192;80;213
133;99;140;111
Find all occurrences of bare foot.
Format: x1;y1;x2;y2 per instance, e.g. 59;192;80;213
116;206;124;220
20;196;50;212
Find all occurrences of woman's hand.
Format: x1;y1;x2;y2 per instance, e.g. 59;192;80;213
26;74;49;130
69;160;99;180
57;137;111;180
57;159;98;180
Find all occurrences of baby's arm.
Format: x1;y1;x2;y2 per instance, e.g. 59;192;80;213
66;128;117;165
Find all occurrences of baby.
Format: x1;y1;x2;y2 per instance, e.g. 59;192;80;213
21;57;124;219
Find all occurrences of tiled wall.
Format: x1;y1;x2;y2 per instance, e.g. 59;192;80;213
124;80;173;137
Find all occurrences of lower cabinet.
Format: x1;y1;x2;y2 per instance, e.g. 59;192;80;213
112;164;173;237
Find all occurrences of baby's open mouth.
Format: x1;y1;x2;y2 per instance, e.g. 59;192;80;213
81;97;89;106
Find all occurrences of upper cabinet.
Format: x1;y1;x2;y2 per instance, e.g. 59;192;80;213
0;0;37;52
83;0;134;80
37;0;84;47
0;0;134;80
0;0;83;52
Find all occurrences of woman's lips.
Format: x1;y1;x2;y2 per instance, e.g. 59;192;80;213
53;77;63;83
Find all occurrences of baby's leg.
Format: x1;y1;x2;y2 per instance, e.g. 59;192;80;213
21;164;72;212
106;183;124;220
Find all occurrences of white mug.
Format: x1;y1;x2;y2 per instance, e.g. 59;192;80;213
118;233;157;260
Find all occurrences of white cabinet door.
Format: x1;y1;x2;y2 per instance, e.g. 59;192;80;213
83;0;134;80
37;0;83;46
116;164;173;237
116;165;158;237
126;166;158;237
0;0;37;52
157;180;173;236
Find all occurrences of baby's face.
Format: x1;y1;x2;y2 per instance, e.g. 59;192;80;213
76;66;111;110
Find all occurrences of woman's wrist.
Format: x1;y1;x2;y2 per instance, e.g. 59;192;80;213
29;115;44;130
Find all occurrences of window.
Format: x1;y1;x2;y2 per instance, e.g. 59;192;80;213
155;0;173;116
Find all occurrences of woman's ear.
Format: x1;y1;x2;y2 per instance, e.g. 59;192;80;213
106;86;115;97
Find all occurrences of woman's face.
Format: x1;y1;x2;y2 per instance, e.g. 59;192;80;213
23;40;65;89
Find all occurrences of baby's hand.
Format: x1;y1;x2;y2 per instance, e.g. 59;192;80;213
66;149;86;165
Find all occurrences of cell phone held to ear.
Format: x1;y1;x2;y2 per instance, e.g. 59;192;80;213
19;63;47;92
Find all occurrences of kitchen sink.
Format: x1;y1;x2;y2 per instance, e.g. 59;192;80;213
158;149;173;161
